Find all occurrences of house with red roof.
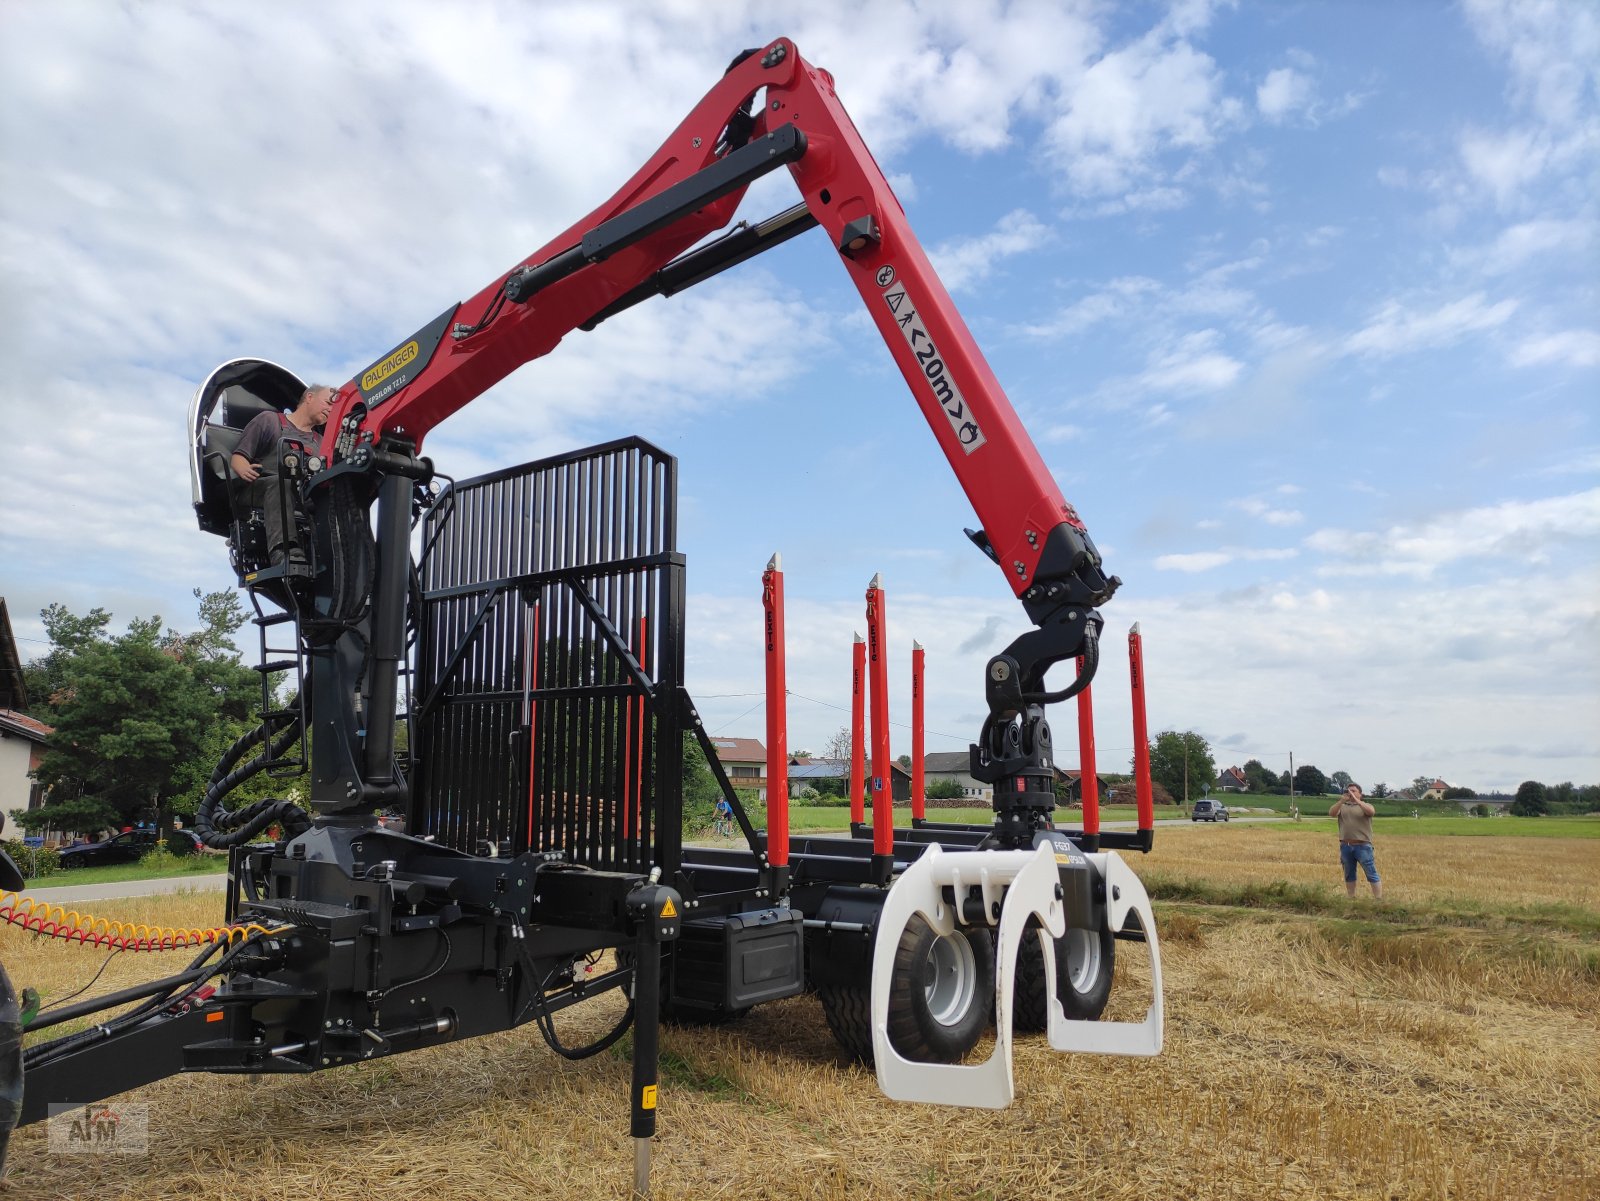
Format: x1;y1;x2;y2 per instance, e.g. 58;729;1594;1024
0;708;52;830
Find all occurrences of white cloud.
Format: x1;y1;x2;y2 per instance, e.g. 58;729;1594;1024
1461;217;1597;274
1462;0;1600;128
1155;551;1233;572
1509;330;1600;369
929;209;1051;292
1139;330;1242;392
1234;497;1304;526
1257;67;1313;123
1306;488;1600;578
1044;19;1241;197
1459;126;1554;207
1154;546;1298;571
1344;292;1519;357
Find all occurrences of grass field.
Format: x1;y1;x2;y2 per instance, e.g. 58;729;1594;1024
21;854;227;889
3;822;1595;1200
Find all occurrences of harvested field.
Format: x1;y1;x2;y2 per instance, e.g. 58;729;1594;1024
3;830;1597;1201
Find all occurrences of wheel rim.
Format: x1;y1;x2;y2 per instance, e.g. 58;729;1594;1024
1062;927;1102;994
922;931;978;1026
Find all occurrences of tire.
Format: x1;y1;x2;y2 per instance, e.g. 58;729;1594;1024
1011;917;1115;1029
816;981;874;1063
885;913;993;1063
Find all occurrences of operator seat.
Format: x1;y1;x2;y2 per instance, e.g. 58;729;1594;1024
187;358;307;575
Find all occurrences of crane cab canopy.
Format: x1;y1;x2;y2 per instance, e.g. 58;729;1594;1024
188;358;307;536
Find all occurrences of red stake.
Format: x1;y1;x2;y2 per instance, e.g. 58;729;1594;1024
1129;624;1154;835
911;640;926;822
1076;655;1099;838
763;554;789;867
865;574;894;856
850;633;866;825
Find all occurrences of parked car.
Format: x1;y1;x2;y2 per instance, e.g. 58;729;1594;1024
1190;799;1229;822
57;828;204;869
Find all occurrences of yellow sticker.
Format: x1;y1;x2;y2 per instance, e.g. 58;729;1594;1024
361;340;419;391
659;898;677;919
641;1085;657;1110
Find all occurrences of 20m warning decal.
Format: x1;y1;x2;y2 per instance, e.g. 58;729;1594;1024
881;272;986;454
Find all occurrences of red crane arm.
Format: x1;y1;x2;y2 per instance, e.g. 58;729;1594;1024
327;37;1114;642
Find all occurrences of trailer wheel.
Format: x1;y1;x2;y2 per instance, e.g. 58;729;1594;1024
886;914;994;1063
1011;917;1115;1031
816;981;873;1063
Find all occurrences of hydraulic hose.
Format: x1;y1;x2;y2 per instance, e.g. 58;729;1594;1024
194;715;313;849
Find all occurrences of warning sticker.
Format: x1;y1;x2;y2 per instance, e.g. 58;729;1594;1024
882;274;986;454
659;897;677;919
641;1085;658;1110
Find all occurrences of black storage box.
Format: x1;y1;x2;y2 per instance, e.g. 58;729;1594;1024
666;907;805;1017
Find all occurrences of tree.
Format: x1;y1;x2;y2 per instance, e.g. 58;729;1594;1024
1144;730;1215;805
1442;786;1475;800
1293;764;1329;796
1329;771;1354;793
19;603;111;718
896;754;911;770
1577;784;1600;814
1510;780;1548;816
1242;758;1276;793
1547;781;1575;810
925;777;966;800
1370;782;1390;798
822;725;852;764
22;593;259;835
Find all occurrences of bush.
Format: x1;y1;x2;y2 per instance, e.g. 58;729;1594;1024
165;831;198;857
2;838;61;880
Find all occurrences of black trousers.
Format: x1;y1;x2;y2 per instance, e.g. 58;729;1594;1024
240;468;303;561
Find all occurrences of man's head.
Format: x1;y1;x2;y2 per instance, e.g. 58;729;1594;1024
298;384;336;427
1344;784;1363;802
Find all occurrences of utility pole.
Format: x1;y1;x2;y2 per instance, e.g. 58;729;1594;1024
1289;751;1295;805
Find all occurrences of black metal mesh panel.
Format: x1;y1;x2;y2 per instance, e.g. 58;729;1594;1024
413;438;683;873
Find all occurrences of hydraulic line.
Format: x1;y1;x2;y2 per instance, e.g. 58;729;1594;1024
195;713;312;848
0;891;283;951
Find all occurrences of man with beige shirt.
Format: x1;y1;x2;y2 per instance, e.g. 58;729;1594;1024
1329;784;1382;897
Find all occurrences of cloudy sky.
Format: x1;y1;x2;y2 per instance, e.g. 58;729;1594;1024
1;0;1596;794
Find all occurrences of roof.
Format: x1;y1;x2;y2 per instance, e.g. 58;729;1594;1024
788;758;911;781
0;708;52;743
707;737;765;763
0;598;26;711
923;751;971;773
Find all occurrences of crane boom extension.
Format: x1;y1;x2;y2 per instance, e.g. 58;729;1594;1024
325;39;1116;691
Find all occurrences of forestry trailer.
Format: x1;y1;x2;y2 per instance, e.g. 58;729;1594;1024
0;39;1163;1193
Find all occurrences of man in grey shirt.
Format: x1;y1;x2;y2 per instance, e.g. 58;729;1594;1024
1329;784;1382;898
230;385;335;573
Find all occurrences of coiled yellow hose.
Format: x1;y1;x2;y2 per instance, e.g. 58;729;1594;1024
0;891;284;951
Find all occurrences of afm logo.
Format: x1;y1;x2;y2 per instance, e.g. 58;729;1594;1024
361;340;419;391
47;1102;149;1155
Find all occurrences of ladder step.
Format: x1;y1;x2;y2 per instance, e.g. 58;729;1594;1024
254;611;297;627
254;659;301;674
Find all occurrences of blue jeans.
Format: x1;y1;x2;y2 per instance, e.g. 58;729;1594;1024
1341;842;1379;883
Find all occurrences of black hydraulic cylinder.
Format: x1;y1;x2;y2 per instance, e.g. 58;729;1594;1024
505;125;807;305
364;461;414;786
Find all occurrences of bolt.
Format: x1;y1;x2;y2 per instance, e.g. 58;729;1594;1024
771;100;780;110
692;136;702;148
1112;885;1122;902
990;661;1011;682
